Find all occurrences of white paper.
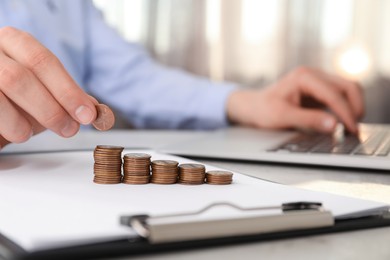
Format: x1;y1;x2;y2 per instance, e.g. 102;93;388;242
0;150;387;252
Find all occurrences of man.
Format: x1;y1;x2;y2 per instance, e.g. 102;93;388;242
0;0;363;148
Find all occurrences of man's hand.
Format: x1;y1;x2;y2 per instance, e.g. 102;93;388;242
0;27;98;148
227;67;364;134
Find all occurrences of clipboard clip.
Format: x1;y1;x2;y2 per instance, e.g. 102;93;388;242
120;201;334;244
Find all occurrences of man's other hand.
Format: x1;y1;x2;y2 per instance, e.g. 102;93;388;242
227;67;364;133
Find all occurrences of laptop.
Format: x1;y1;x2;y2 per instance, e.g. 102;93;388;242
161;123;390;170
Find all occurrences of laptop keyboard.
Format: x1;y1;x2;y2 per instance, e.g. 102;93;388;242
269;130;390;156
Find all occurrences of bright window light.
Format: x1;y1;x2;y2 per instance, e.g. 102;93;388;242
123;0;144;42
337;46;371;78
321;0;354;48
93;0;144;42
206;0;221;44
241;0;279;44
154;0;172;55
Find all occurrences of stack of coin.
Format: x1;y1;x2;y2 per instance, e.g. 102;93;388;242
93;145;124;184
151;160;179;184
206;170;233;185
122;153;151;184
178;163;206;185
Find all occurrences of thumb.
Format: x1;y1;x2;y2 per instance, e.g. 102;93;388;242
283;107;337;133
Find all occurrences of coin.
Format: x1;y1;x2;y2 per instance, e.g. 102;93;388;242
92;147;232;186
122;153;151;184
93;177;121;184
124;153;152;159
93;145;123;184
92;104;115;131
123;174;150;185
179;163;205;170
96;145;124;150
178;163;205;185
152;160;179;166
206;170;233;185
151;160;179;184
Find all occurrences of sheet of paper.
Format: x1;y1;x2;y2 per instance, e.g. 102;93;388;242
0;150;387;252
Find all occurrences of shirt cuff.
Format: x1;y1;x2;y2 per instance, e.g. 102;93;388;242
196;81;238;129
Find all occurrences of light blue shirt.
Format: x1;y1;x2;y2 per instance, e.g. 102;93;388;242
0;0;236;129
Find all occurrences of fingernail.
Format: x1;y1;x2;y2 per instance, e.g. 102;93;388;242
61;120;78;137
322;118;336;131
75;105;94;124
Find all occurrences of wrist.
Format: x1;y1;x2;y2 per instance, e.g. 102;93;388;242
226;89;253;126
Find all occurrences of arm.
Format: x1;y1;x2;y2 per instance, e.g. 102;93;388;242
84;2;236;130
83;3;363;133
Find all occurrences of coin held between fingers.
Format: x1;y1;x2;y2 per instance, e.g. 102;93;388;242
92;104;115;131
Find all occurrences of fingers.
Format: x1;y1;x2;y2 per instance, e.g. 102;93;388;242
0;27;97;125
282;106;337;134
0;91;32;143
15;103;49;136
291;67;359;133
0;27;96;144
0;103;49;150
320;72;364;119
228;67;362;134
0;54;79;137
0;105;47;150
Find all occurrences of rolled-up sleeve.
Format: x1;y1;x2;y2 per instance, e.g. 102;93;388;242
83;1;237;130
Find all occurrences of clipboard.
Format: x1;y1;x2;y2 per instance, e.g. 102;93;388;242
2;202;390;260
0;150;390;260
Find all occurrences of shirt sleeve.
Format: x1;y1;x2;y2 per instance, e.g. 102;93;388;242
83;2;237;130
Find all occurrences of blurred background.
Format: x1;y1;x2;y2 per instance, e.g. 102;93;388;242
94;0;390;123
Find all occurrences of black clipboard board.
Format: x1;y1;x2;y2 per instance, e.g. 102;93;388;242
2;202;390;260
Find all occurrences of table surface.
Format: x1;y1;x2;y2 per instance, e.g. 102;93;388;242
2;129;390;260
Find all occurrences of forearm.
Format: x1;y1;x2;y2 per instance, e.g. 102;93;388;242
89;58;237;129
84;2;237;129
